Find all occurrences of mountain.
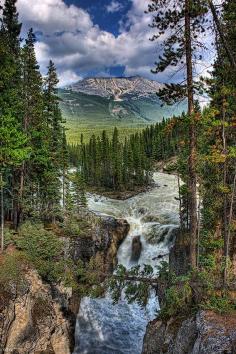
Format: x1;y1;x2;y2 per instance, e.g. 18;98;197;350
67;76;164;101
59;76;186;143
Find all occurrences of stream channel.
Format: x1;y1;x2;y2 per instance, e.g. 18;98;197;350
74;172;180;354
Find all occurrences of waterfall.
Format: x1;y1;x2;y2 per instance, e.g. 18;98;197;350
74;173;180;354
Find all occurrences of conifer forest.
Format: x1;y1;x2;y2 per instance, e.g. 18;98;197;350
0;0;236;353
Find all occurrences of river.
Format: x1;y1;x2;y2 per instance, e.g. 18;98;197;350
73;172;180;354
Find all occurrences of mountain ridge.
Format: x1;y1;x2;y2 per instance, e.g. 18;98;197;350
65;76;164;102
59;76;186;143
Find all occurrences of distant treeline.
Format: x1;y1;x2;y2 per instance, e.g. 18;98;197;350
68;116;185;190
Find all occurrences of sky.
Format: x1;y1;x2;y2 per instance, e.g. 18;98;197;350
10;0;216;87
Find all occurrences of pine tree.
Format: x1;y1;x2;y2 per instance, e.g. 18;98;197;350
61;128;69;211
147;0;209;268
1;0;21;55
0;0;26;230
112;128;122;189
200;0;236;283
42;61;64;221
71;172;87;212
20;28;45;219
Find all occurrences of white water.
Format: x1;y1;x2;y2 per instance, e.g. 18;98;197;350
74;173;180;354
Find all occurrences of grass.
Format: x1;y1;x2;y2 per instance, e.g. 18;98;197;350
65;121;148;144
59;88;186;144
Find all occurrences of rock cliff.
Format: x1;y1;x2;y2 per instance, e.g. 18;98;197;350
0;269;71;354
0;214;129;353
142;310;236;354
70;215;130;272
142;228;236;354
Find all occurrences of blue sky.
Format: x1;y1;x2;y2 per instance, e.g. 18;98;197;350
11;0;215;87
65;0;132;35
11;0;161;86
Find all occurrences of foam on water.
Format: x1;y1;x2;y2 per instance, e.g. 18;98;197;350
74;173;180;354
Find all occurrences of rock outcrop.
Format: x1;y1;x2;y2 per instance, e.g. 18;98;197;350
143;227;236;354
131;236;142;261
0;214;129;353
70;215;130;273
0;269;72;354
142;310;236;354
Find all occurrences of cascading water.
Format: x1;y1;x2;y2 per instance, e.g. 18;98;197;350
74;172;180;354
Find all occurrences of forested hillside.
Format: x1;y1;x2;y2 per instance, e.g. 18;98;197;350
0;0;236;353
109;0;236;321
59;77;186;144
69;117;184;191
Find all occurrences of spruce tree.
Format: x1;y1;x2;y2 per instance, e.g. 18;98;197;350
20;28;45;218
147;0;209;268
0;0;26;229
42;61;64;221
201;0;236;283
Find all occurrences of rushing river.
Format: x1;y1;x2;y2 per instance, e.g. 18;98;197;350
74;172;180;354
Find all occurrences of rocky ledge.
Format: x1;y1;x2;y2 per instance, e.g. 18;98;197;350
142;310;236;354
0;269;72;354
69;215;130;273
0;215;130;354
142;227;236;354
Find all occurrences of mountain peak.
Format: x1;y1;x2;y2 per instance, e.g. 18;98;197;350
67;76;163;101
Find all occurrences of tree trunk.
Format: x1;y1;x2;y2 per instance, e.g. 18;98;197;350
185;0;198;268
222;99;228;266
178;173;184;229
224;168;236;284
62;168;66;212
208;0;236;71
0;173;4;253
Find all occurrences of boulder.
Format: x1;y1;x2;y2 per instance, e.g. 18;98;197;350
142;310;236;354
131;236;142;261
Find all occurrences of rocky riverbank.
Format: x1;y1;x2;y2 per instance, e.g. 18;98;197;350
142;310;236;354
142;229;236;354
0;212;130;354
0;268;72;354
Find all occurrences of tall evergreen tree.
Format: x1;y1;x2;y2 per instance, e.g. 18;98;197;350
0;0;26;229
148;0;209;267
42;61;64;221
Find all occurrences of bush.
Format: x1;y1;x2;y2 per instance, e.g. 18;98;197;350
0;252;28;295
203;295;235;314
16;222;63;282
159;281;192;320
63;220;81;238
4;227;18;247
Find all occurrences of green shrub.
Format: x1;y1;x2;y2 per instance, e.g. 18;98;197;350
16;222;63;282
4;228;17;247
159;281;192;320
202;295;235;314
0;252;28;293
63;220;81;238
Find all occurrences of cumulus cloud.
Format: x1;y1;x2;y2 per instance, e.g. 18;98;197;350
17;0;92;34
106;1;123;13
16;0;158;86
10;0;215;87
58;70;82;87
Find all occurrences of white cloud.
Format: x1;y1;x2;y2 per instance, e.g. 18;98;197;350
58;70;82;87
106;1;123;13
17;0;92;34
24;0;157;86
7;0;215;87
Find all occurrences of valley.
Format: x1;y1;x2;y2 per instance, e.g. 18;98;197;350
59;77;186;143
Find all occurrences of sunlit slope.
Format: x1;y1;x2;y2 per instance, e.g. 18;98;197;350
59;77;186;143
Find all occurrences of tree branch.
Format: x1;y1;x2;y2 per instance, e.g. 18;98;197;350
208;0;236;71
